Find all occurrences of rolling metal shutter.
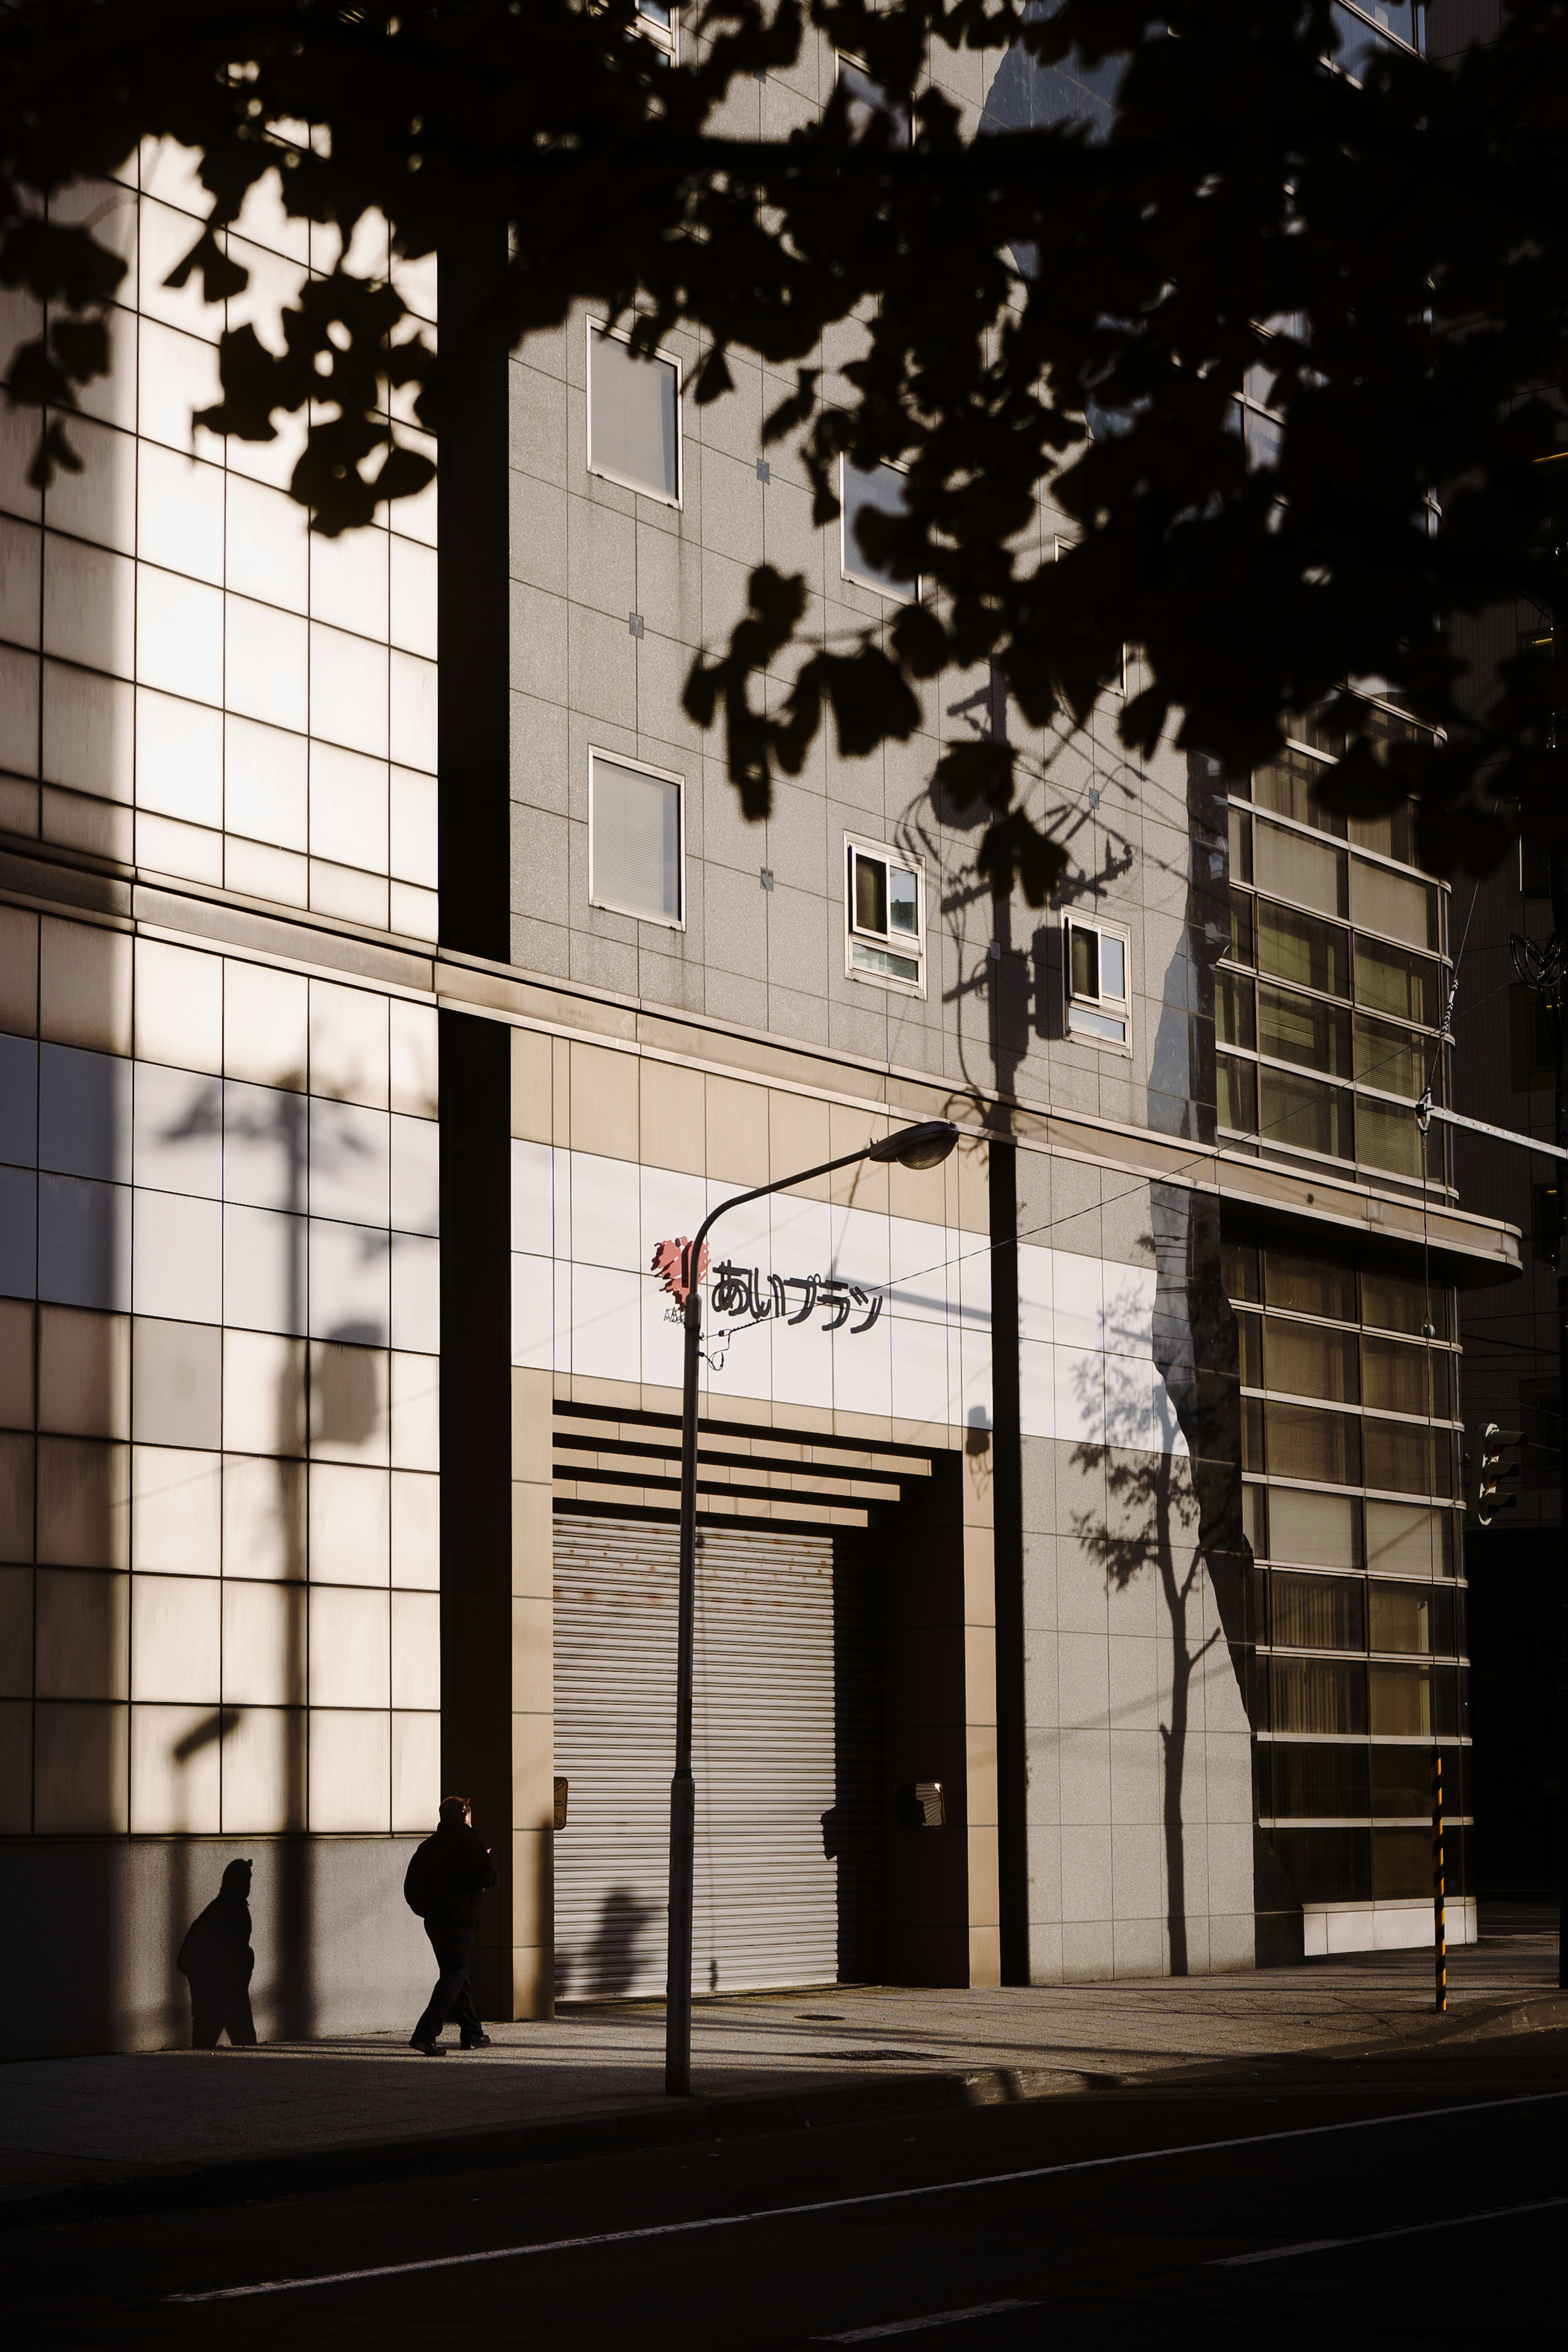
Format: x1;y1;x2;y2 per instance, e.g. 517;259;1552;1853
553;1514;871;2000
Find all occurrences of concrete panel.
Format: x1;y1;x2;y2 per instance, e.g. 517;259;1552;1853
0;1833;432;2057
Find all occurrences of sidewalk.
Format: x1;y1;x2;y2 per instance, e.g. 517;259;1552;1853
2;1912;1561;2228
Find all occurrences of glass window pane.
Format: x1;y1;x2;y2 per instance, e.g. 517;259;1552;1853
1370;1747;1438;1816
1267;1485;1362;1567
1070;1003;1127;1043
1365;1416;1443;1497
1244;406;1282;470
854;851;887;936
1270;1743;1369;1817
590;758;682;921
1242;1482;1267;1562
1354;937;1439;1026
842;456;915;596
1368;1661;1430;1737
1223;1237;1262;1303
1355;1014;1427;1099
1252;745;1343;836
1365;1499;1452;1577
589;331;679;501
1254;818;1347;918
1347;798;1419;867
1273;1658;1367;1735
1241;1396;1264;1471
1217;1054;1258;1133
1258;903;1349;996
1237;1310;1263;1388
1229;806;1253;882
1267;1402;1362;1485
1272;1826;1372;1901
1217;971;1256;1049
1371;1826;1431;1898
1350;858;1438;951
1362;1334;1428;1417
1099;934;1126;1000
1264;1249;1357;1322
1363;1264;1443;1336
1069;924;1098;998
1369;1581;1433;1654
1271;1570;1365;1651
1260;1066;1353;1159
1356;1097;1423;1177
1264;1316;1359;1403
851;941;920;983
1258;983;1351;1076
888;867;918;934
1229;888;1255;965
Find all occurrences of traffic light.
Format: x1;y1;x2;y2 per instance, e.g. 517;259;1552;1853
1474;1424;1525;1525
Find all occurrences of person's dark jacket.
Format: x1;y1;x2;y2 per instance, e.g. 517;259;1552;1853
405;1813;497;1931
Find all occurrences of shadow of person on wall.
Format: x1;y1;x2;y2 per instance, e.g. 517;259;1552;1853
584;1886;656;1998
178;1859;259;2049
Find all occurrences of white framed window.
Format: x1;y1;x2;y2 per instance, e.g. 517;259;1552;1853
835;51;912;144
844;834;925;993
1065;915;1131;1046
589;748;685;928
634;2;678;62
588;321;682;506
841;453;917;600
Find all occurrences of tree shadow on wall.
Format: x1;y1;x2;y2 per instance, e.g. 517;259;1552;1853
1069;1349;1223;1978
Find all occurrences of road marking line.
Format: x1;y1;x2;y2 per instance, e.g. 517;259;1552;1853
1211;2190;1568;2267
166;2088;1568;2303
818;2298;1039;2340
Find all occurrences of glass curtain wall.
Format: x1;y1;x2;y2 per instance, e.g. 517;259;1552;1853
1217;708;1454;1191
1223;1234;1471;1906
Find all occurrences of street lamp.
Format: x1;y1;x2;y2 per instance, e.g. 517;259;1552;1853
663;1118;960;2095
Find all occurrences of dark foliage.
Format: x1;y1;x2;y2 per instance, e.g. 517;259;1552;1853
3;1;1564;890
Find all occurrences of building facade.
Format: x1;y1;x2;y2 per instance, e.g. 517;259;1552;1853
0;23;1518;2057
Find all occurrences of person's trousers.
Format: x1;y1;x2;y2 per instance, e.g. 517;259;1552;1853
413;1923;483;2043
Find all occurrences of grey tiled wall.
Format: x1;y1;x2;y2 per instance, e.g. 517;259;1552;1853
503;32;1198;1123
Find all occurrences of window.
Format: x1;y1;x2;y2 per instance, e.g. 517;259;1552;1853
840;455;917;600
588;751;684;927
633;1;677;61
588;323;681;505
1064;917;1131;1046
844;837;924;990
835;53;911;144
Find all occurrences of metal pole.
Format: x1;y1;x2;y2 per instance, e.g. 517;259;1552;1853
1434;1759;1446;2011
1554;860;1568;1993
658;1120;958;2096
663;1282;702;2096
1561;1249;1568;1993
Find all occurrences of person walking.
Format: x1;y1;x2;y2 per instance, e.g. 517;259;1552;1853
405;1795;498;2055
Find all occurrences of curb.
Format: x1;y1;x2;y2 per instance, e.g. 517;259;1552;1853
1111;1993;1568;2089
0;2063;1070;2233
6;1995;1564;2233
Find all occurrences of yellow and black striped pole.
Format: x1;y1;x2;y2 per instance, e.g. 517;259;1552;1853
1432;1748;1446;2014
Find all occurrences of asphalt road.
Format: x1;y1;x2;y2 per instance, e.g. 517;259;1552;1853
8;2040;1568;2349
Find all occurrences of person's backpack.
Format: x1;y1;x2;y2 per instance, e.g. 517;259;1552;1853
403;1834;442;1918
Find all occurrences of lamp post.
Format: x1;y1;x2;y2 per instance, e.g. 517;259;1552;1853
663;1117;960;2096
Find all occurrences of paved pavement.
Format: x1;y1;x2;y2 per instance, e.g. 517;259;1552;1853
1;1905;1560;2220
